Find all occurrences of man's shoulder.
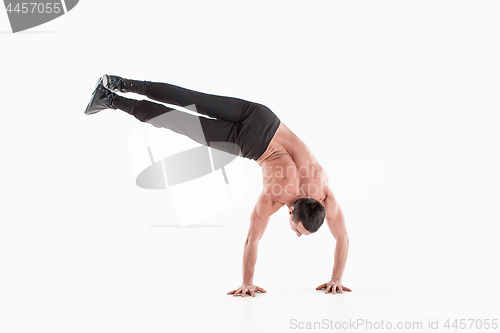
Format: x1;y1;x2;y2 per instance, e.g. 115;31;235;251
259;190;286;206
322;188;340;217
253;191;285;219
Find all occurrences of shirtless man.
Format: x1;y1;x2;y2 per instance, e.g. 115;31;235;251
85;75;351;297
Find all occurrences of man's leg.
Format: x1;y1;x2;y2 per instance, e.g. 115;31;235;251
112;94;238;148
106;75;253;123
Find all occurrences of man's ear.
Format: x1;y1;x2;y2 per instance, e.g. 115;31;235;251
288;205;294;215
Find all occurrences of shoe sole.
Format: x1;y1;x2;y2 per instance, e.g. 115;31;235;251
84;77;104;115
102;74;109;90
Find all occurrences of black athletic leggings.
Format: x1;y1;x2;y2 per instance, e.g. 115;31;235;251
112;79;281;160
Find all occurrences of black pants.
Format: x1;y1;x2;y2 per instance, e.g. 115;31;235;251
112;80;281;160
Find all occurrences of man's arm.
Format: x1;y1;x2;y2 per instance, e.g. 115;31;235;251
227;191;283;297
316;189;351;294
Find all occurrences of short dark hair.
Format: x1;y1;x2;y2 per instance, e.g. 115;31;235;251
292;198;326;233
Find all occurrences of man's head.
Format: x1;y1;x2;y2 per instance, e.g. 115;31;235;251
288;198;326;237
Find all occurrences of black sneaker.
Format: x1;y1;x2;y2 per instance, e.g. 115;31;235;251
102;74;128;93
84;79;117;115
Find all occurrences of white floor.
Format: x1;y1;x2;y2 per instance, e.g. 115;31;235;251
0;286;439;333
0;271;498;332
0;188;498;333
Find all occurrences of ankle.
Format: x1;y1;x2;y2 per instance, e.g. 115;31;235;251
124;79;147;95
112;94;138;114
107;90;118;109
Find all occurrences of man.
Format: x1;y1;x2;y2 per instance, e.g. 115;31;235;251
85;75;351;297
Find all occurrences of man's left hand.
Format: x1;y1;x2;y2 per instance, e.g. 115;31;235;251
316;279;352;294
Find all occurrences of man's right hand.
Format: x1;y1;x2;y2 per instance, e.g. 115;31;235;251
227;284;267;297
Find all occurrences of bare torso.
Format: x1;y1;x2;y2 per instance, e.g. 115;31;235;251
255;123;329;207
231;122;349;296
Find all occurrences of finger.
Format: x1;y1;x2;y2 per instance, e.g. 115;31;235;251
233;289;241;297
241;288;247;297
338;286;343;294
316;283;327;290
256;286;267;293
332;285;337;294
227;290;236;295
325;285;332;294
251;291;255;297
342;286;352;292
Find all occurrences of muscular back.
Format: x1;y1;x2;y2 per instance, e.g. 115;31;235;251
257;123;329;205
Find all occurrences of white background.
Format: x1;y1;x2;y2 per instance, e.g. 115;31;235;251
1;1;499;332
